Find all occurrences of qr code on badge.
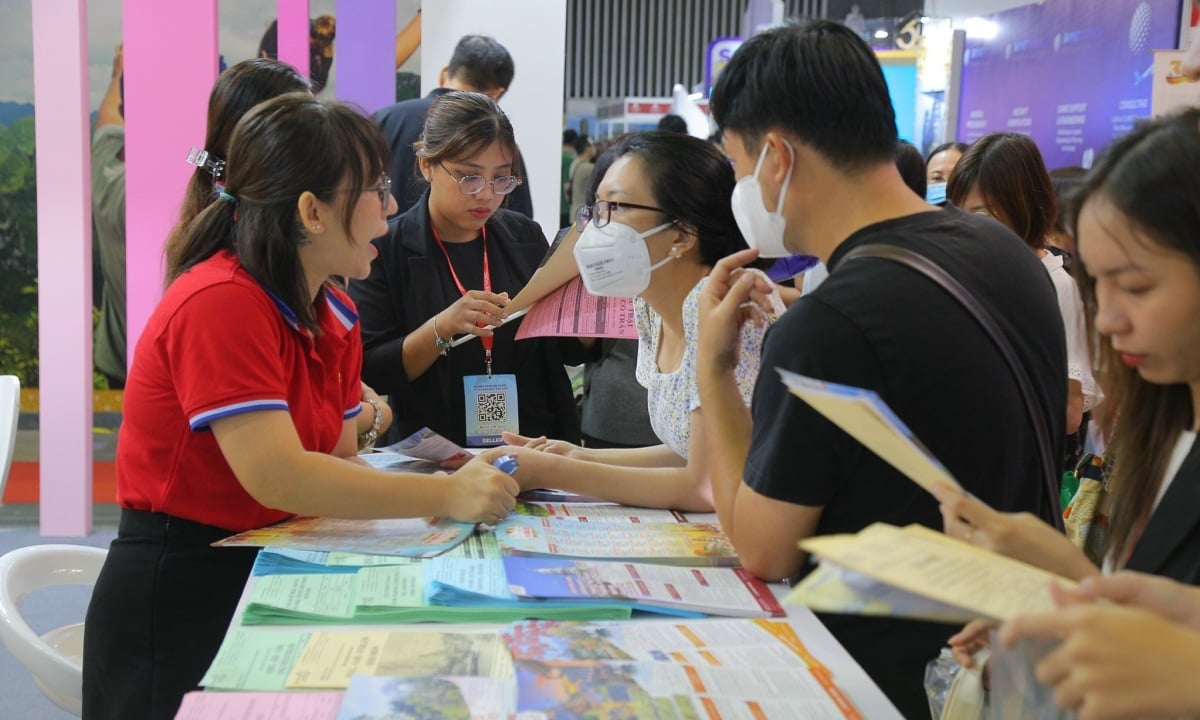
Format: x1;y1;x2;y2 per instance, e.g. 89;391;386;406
475;392;507;423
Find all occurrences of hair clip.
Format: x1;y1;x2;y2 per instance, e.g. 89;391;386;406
186;146;226;180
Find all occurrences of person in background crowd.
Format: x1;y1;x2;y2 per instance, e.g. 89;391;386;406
657;113;688;134
925;140;968;205
374;34;534;220
1048;165;1088;257
93;44;127;389
561;128;578;228
894;139;927;199
948;132;1101;441
567;133;596;223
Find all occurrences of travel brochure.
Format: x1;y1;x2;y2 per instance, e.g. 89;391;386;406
212;516;475;557
199;617;893;719
513;501;687;523
241;560;633;626
774;368;963;496
503;556;784;618
790;522;1074;622
494;516;740;567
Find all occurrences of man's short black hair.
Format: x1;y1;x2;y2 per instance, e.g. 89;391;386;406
710;20;897;172
446;34;515;92
562;129;578;146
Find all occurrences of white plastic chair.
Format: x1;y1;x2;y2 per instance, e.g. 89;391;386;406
0;374;19;504
0;544;108;716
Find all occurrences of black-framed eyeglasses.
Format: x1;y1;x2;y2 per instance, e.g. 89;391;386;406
439;164;522;196
576;199;667;229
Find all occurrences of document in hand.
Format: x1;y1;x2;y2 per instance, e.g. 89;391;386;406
774;368;962;496
373;426;469;463
514;274;638;340
790;523;1075;622
503;556;784;618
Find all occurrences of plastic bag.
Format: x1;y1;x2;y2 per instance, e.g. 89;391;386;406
986;637;1075;720
925;647;987;720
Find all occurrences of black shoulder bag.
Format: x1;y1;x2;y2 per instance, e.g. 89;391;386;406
841;243;1064;530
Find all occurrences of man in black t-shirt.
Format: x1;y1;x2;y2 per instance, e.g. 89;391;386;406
695;22;1066;718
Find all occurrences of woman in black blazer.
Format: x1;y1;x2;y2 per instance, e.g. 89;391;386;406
351;91;588;449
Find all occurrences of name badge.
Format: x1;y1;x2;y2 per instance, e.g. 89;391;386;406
463;374;519;446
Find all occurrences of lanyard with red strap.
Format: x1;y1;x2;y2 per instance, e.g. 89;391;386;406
431;225;494;376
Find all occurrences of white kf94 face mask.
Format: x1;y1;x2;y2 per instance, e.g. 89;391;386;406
730;139;795;258
573;220;676;298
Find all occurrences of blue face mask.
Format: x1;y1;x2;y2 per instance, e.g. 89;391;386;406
926;182;947;206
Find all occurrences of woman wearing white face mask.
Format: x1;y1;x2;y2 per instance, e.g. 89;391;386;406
502;132;783;511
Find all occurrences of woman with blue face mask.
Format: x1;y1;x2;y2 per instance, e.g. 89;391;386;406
502;131;782;511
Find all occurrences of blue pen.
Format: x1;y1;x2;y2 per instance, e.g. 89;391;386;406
492;453;519;475
765;254;820;282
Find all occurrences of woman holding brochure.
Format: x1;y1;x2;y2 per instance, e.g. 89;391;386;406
350;91;590;450
934;109;1200;717
83;95;518;720
502;131;781;511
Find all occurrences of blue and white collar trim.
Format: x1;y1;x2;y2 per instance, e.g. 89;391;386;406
324;288;359;331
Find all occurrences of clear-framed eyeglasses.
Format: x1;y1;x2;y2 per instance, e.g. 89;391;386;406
333;172;392;219
576;199;667;229
439;164;522;196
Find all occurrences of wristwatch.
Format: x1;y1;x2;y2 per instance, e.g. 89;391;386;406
358;397;384;449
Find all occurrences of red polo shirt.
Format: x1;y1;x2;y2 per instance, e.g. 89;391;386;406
116;250;362;532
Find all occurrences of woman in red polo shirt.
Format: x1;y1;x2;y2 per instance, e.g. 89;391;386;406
82;94;519;720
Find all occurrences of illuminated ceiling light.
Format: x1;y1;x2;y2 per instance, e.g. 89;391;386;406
962;17;999;40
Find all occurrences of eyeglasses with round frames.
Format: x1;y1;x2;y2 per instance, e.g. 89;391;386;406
439;164;522;196
576;199;668;229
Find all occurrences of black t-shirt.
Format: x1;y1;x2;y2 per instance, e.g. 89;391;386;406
746;207;1066;718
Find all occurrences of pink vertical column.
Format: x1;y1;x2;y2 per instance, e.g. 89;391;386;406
335;0;395;112
33;0;92;535
277;0;311;81
123;2;218;367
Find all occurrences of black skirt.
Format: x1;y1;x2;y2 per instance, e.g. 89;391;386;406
82;509;257;720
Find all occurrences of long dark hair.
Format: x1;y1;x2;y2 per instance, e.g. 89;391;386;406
166;59;309;271
1069;108;1200;563
947;131;1056;251
167;94;390;333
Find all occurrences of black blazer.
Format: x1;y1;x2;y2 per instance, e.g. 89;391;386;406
1126;439;1200;584
350;196;587;446
373;88;534;219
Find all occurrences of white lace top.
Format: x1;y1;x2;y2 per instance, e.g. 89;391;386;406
1041;252;1103;411
635;276;775;460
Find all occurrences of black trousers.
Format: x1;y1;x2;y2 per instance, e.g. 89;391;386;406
82;509;256;720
